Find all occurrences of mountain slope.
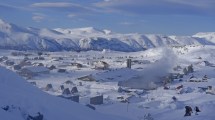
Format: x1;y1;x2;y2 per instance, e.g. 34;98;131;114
0;19;215;52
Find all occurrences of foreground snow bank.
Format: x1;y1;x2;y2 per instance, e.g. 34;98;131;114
0;66;127;120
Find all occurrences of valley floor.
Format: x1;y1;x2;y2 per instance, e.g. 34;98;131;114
1;45;215;120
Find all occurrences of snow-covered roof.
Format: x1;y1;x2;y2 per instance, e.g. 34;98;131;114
23;66;49;73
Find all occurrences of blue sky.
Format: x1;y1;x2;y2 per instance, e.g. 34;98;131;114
0;0;215;35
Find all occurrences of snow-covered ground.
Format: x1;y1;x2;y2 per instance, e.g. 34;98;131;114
1;45;215;120
0;63;128;120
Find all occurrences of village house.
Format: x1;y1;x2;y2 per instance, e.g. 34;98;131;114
94;61;109;70
13;64;22;70
58;69;67;73
48;65;56;70
0;56;8;62
19;60;32;67
33;63;44;67
19;66;50;79
71;63;83;68
5;60;15;66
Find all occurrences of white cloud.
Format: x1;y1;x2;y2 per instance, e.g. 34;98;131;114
0;3;31;11
120;22;134;25
32;16;44;22
67;14;77;18
166;0;215;8
32;13;46;22
31;2;102;22
31;2;75;8
31;2;100;14
94;0;215;15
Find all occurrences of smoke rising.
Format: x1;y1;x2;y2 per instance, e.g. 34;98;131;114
120;48;177;89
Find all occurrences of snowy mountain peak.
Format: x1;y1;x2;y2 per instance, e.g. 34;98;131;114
0;19;5;24
0;19;8;25
77;27;98;32
103;29;112;35
0;19;12;33
55;27;113;35
55;27;106;35
193;32;215;43
193;32;215;37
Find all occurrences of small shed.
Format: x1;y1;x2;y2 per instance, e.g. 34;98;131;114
208;86;213;90
62;88;71;95
48;65;56;70
60;85;64;90
71;87;78;94
90;95;103;105
45;84;53;91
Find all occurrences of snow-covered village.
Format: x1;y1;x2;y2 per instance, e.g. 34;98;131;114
1;1;215;120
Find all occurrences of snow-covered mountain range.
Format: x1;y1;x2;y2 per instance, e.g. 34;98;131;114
0;19;215;52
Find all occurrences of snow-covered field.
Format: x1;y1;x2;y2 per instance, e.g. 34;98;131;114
1;45;215;120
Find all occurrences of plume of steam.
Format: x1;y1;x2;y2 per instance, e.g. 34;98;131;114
143;48;177;81
120;48;177;89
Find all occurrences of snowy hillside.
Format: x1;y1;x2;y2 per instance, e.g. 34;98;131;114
0;19;215;52
0;66;127;120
